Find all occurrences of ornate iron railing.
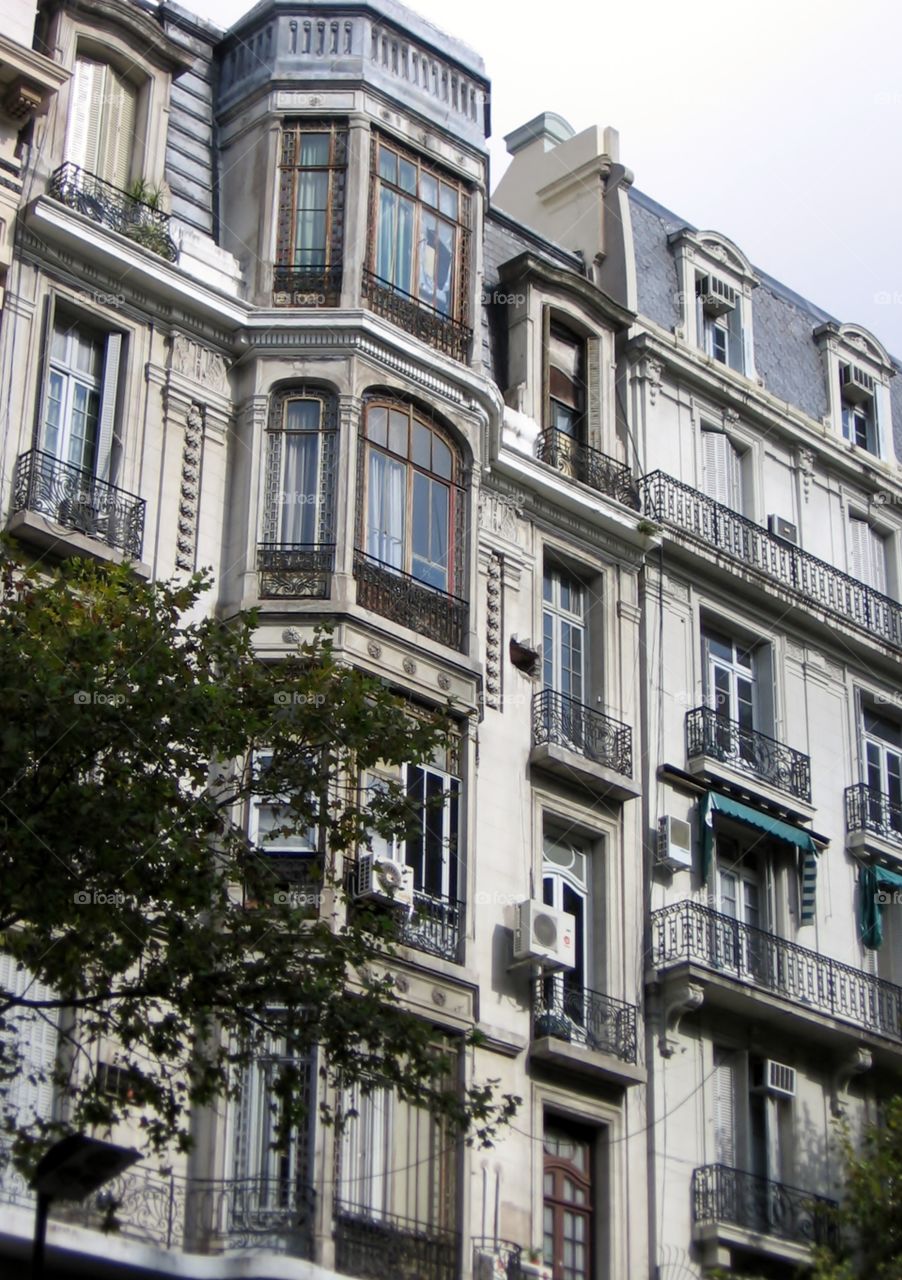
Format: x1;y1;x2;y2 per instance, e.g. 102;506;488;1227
533;978;638;1064
244;851;324;911
48;163;177;261
402;889;464;962
0;1162;315;1256
532;689;633;778
257;543;335;599
335;1207;460;1280
272;262;342;306
846;782;902;848
472;1237;524;1280
353;551;468;652
652;901;902;1042
640;471;902;648
13;449;145;560
686;706;811;803
535;428;639;509
362;268;471;362
692;1163;838;1249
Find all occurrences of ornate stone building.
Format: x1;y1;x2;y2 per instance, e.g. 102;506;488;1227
0;1;900;1278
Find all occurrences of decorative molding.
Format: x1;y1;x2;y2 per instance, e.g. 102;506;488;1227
170;333;230;393
478;489;523;543
437;673;451;691
831;1046;872;1117
796;447;815;504
367;640;383;659
175;403;204;572
658;981;704;1057
664;575;690;603
785;638;805;661
402;657;417;675
282;628;301;644
484;552;503;710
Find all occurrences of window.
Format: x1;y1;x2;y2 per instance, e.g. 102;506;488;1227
712;1048;792;1195
863;709;902;836
65;55;138;189
0;954;58;1194
840;364;879;454
542;834;589;1032
262;389;337;548
246;750;320;907
696;274;743;372
547;324;586;438
337;1072;457;1231
849;514;888;593
701;427;742;510
232;1038;314;1227
711;835;767;975
368;136;471;322
275;121;347;301
43;312;122;481
543;1122;593;1280
543;566;586;706
361;399;464;594
704;629;756;735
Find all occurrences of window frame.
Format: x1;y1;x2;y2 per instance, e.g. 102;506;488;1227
275;120;348;300
262;387;337;549
546;321;587;439
542;565;587;705
367;133;472;326
543;1119;594;1280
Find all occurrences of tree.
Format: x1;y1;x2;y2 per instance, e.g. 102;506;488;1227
0;554;518;1171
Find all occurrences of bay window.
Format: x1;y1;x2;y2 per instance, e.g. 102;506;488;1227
275;121;347;303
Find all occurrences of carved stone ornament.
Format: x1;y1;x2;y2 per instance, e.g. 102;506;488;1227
175;404;203;571
171;334;229;394
485;553;503;709
282;628;301;645
367;640;383;659
437;673;451;691
796;447;815;504
478;491;522;542
402;657;417;675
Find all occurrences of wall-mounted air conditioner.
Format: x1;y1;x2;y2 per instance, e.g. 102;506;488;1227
657;816;693;872
840;364;875;405
512;900;575;970
696;274;736;317
356;853;414;908
767;514;798;545
751;1059;796;1098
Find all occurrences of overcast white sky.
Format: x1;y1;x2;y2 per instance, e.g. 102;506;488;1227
182;0;902;356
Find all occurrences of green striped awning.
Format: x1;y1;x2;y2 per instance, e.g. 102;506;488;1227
860;862;902;949
699;792;820;922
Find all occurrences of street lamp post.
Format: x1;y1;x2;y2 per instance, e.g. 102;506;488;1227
30;1134;141;1280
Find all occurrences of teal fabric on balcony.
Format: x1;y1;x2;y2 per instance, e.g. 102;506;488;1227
700;792;820;919
860;862;902;949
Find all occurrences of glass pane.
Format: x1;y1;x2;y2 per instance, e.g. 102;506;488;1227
44;372;63;455
418;210;438;308
68;383;99;472
367;406;388;446
366;450;405;568
434;220;455;316
280;434;319;544
378;146;396;183
543;570;553;603
388;409;408;457
284;398;321;431
421;172;438;207
439;183;458;219
74;330;101;377
543;611;554;688
432;435;452;480
299;133;330;165
719;871;738;918
411;472;449;590
737;677;754;731
713;666;731;717
398;158;417;193
412;421;431;470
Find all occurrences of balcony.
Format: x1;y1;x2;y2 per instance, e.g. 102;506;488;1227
686;706;812;805
272;262;342;306
11;449;146;561
257;543;335;599
353;551;468;652
362;268;471;362
0;1163;315;1257
692;1164;837;1265
334;1207;459;1280
531;977;644;1086
349;862;463;963
48;163;177;261
652;901;902;1050
472;1238;524;1280
640;471;902;650
534;428;640;509
846;782;902;853
530;689;637;800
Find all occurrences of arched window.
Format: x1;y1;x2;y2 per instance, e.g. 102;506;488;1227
360;399;464;595
65;52;140;190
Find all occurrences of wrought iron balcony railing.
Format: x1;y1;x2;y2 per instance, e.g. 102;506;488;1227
535;428;640;509
13;449;146;560
353;551;468;652
693;1163;838;1250
686;705;812;803
48;163;177;261
846;782;902;848
640;471;902;649
472;1238;524;1280
272;262;342;306
0;1162;315;1256
532;688;633;778
363;268;471;362
533;977;638;1064
335;1206;460;1280
348;861;463;963
257;542;335;599
652;900;902;1043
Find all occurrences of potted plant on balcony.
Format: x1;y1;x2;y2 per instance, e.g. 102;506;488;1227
123;179;174;258
520;1247;552;1279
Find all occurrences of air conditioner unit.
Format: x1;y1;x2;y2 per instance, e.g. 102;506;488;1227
696;274;737;317
840;363;875;405
356;853;414;908
657;816;693;871
513;900;576;970
767;514;798;544
751;1059;797;1098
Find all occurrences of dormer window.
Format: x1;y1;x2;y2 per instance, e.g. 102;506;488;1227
669;230;758;378
814;323;895;462
696;274;742;371
840;363;878;453
547;323;586;438
65;54;140;191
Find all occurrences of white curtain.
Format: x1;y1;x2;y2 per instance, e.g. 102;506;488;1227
367;451;405;568
280;434;320;544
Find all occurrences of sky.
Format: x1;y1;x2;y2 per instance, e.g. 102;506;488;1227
179;0;902;357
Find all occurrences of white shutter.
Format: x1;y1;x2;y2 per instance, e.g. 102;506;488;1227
703;429;739;508
0;953;59;1133
713;1047;736;1167
100;69;136;191
869;526;887;595
94;332;122;482
850;516;885;591
65;57;101;172
727;303;744;373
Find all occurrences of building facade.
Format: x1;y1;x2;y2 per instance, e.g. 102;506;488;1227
0;2;900;1279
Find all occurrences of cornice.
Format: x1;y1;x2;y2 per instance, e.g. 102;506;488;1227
498;250;634;332
47;0;193;73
